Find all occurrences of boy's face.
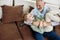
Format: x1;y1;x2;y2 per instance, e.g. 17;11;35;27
36;1;44;11
27;14;34;21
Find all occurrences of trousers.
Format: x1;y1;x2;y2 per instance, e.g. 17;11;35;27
34;31;60;40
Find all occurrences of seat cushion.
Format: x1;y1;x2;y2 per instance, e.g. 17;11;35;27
2;5;23;23
16;22;35;40
0;22;22;40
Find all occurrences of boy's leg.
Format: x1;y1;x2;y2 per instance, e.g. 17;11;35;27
33;31;44;40
43;31;60;40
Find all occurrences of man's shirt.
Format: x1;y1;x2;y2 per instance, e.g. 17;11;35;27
24;5;50;34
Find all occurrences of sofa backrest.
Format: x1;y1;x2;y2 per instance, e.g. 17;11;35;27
0;0;13;19
15;0;30;14
0;0;13;6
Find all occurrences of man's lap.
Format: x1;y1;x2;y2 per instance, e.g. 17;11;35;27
33;31;60;40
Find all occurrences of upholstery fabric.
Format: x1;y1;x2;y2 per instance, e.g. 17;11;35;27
2;5;23;23
0;22;22;40
16;21;35;40
29;6;34;13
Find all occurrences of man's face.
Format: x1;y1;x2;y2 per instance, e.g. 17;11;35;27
36;1;44;11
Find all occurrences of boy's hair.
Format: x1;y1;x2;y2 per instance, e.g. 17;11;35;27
23;13;28;21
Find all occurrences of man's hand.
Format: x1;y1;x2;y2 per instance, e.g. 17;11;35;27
44;21;51;26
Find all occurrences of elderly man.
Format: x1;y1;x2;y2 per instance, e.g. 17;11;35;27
24;0;60;40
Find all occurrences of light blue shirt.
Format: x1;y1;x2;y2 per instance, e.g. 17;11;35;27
30;6;49;19
24;5;60;34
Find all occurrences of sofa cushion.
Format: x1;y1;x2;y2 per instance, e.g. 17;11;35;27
0;22;22;40
2;5;23;23
16;22;35;40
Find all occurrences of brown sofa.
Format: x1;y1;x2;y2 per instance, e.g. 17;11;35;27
0;5;35;40
0;22;22;40
0;5;60;40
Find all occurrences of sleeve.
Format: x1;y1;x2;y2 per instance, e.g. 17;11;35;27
24;21;32;25
45;12;60;26
46;12;60;22
51;22;60;26
49;13;60;22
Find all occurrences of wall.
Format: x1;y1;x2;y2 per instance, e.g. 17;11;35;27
43;0;60;11
0;0;13;19
15;0;30;14
0;0;13;6
0;0;60;13
0;0;60;19
43;0;60;6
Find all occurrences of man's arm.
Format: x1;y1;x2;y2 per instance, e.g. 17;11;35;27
45;11;60;26
43;21;51;27
46;12;60;22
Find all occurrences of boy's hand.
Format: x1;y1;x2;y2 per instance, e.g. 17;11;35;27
39;21;43;27
32;20;40;26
